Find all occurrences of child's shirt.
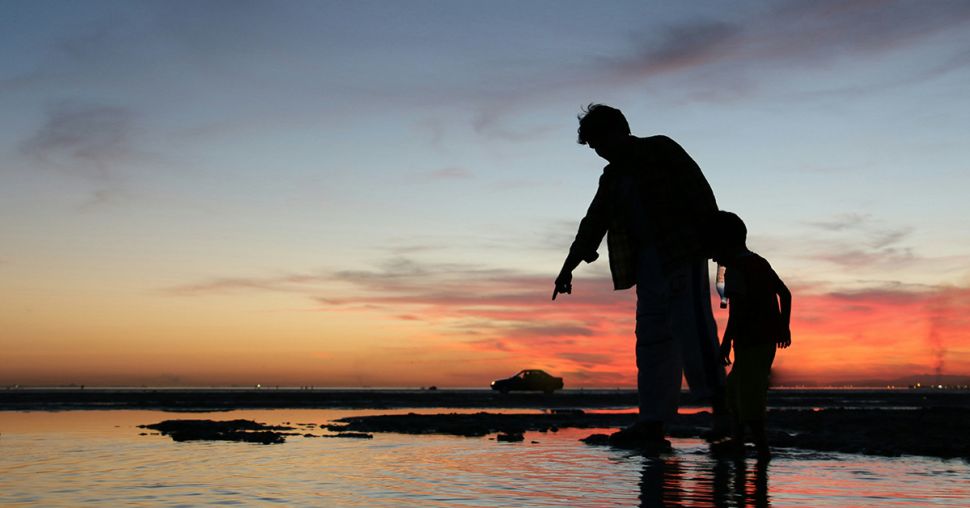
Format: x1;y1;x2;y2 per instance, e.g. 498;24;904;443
725;251;783;348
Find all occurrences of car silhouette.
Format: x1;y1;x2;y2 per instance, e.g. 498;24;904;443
490;369;564;394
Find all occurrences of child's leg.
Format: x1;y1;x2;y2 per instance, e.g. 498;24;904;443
725;368;743;441
748;419;770;459
740;343;776;458
710;360;746;455
730;343;776;453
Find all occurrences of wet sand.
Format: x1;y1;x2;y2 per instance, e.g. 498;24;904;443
329;407;970;460
135;405;970;459
7;388;968;459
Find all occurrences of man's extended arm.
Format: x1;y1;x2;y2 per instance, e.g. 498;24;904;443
553;173;609;300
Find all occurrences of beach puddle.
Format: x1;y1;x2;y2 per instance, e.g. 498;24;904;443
1;409;968;506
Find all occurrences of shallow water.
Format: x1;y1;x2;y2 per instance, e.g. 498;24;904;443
1;409;968;507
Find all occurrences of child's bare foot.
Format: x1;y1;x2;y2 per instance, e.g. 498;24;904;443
710;437;744;457
756;445;772;462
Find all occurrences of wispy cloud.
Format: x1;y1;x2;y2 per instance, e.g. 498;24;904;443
167;255;970;384
806;213;870;232
20;102;135;178
163;272;328;296
599;0;970;101
607;20;742;80
797;212;917;268
464;0;970;147
17;101;149;206
166;256;635;381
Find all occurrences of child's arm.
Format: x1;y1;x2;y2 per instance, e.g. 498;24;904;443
775;277;792;348
720;312;736;365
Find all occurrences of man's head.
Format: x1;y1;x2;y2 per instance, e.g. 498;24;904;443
711;211;747;265
577;104;631;162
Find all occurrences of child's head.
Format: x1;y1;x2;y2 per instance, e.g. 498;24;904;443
711;210;747;265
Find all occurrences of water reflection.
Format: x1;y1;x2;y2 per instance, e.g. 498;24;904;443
3;411;969;506
639;455;769;507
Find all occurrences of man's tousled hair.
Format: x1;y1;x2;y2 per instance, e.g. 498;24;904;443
577;103;630;145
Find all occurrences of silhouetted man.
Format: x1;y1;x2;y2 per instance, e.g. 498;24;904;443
553;104;726;449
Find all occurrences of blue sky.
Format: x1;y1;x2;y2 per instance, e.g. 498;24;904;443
2;1;969;386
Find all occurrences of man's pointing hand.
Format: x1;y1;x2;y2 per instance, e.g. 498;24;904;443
552;271;573;301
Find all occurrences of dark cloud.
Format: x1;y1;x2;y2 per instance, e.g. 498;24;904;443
601;0;970;100
471;108;559;142
464;1;970;143
768;1;970;57
608;20;742;79
20;102;135;178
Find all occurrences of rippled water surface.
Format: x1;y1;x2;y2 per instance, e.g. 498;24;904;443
1;409;968;506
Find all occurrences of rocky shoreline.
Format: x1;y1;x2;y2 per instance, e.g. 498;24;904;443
139;419;374;444
329;408;970;459
140;406;970;460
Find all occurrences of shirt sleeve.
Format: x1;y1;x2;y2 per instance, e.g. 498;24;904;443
568;172;610;263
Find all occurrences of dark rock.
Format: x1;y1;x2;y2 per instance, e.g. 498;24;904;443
497;432;524;442
333;407;970;460
581;433;611;446
326;432;373;439
140;419;293;444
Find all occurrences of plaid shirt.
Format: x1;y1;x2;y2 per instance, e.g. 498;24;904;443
568;135;718;290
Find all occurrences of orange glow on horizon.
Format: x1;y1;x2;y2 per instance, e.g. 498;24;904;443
3;275;968;388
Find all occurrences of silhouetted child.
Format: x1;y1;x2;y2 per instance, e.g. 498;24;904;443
711;211;791;460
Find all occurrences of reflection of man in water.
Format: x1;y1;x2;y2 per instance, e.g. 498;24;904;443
638;454;768;507
553;104;726;449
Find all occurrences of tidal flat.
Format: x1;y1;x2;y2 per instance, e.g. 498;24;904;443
2;390;969;506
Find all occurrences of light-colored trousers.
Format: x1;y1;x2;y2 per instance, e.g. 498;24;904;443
635;248;725;423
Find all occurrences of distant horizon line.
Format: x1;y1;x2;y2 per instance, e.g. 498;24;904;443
5;383;969;391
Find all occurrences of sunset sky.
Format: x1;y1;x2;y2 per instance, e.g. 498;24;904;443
2;0;969;387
